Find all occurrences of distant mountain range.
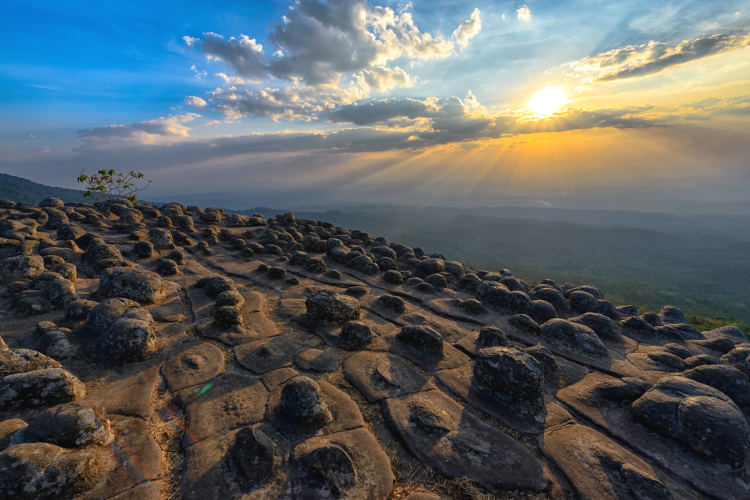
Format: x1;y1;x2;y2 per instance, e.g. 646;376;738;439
0;172;84;204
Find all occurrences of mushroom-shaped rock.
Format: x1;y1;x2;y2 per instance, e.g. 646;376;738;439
476;325;509;348
680;364;750;408
196;275;236;298
476;282;531;314
23;402;111;447
631;376;750;469
474;346;545;410
1;255;45;281
530;287;571;315
56;223;85;241
99;267;167;304
279;376;333;428
77;298;156;364
396;325;443;354
213;305;243;326
571;312;622;343
339;321;374;350
305;289;360;323
540;318;610;362
0;368;86;410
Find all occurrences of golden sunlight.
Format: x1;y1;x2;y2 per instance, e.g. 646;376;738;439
528;87;566;115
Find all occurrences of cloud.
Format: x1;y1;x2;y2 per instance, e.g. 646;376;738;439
453;8;482;48
200;33;265;83
327;97;439;125
517;5;531;22
355;66;412;93
215;72;247;86
76;114;201;142
185;96;207;110
190;0;457;87
573;32;750;83
211;85;363;121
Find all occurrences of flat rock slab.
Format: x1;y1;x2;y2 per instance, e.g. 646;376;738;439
265;377;365;441
148;294;185;323
558;372;750;500
83;362;161;420
541;423;699;500
294;348;338;372
81;415;163;500
290;427;395;500
183;372;269;445
235;336;299;375
343;351;436;403
161;342;225;392
262;367;300;392
436;362;545;434
383;389;551;493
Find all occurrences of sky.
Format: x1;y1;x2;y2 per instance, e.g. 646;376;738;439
1;0;750;212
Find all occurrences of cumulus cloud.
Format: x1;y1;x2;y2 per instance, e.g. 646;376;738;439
200;33;266;83
453;8;482;48
185;96;207;110
517;5;531;22
189;0;460;87
183;1;489;122
76;114;201;142
573;32;750;83
211;85;363;121
355;66;412;93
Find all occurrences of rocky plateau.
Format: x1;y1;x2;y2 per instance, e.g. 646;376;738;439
1;196;749;500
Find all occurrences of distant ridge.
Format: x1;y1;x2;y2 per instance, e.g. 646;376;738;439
0;172;83;204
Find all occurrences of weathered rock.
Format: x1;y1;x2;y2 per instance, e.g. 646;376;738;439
540;319;610;362
213;305;243;326
0;368;86;410
0;348;61;376
23;402;112;447
77;298;156;363
64;299;98;321
476;282;531;314
338;321;374;350
100;267;167;304
305;289;360;323
196;275;236;298
530;287;570;315
631;376;750;468
571;312;622;343
396;325;443;354
1;255;45;281
474;346;545;410
680;364;750;407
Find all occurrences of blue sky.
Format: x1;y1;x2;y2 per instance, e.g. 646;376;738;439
2;1;750;210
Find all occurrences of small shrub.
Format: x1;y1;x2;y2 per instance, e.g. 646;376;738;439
77;169;151;203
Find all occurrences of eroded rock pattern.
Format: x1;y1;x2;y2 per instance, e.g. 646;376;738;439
1;200;748;500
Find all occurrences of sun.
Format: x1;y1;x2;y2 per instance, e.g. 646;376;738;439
528;87;566;115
